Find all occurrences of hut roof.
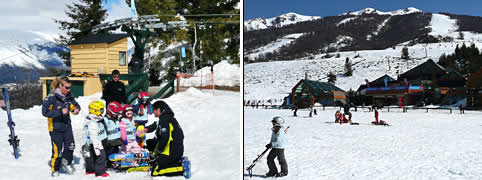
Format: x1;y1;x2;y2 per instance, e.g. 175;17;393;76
69;33;129;45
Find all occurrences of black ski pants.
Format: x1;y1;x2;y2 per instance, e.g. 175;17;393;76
85;144;107;176
267;148;288;174
150;154;183;177
49;125;74;172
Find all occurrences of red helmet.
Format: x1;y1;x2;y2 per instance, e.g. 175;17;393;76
123;104;133;117
107;101;123;118
123;104;133;112
138;92;149;100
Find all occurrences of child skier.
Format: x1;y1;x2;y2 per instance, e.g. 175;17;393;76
83;100;109;177
372;108;388;125
119;105;143;154
265;116;288;177
102;101;124;168
132;91;152;147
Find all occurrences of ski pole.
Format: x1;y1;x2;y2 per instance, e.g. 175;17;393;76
246;147;271;177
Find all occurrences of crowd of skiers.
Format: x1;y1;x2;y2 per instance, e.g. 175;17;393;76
41;70;185;177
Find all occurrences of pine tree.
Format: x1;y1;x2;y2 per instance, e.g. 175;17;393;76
327;71;336;84
401;46;409;60
344;57;353;76
54;0;108;71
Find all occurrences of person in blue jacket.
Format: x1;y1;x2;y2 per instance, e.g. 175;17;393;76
41;77;81;176
265;116;288;177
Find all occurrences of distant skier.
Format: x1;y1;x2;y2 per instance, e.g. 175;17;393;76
82;100;109;177
343;102;352;122
265;116;288;177
372;108;388;125
41;77;80;176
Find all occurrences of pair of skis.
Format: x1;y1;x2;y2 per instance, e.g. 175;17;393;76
108;152;191;179
2;88;19;159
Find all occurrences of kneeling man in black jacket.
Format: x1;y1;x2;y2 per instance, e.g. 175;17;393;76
145;101;185;177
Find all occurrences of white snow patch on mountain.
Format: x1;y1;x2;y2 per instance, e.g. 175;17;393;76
244;13;321;31
342;7;422;16
337;17;357;26
374;17;391;36
328;36;353;50
428;14;459;37
246;33;304;60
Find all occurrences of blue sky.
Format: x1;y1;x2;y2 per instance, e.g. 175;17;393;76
244;0;482;20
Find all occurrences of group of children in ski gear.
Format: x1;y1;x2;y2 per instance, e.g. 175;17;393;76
81;92;153;177
42;72;189;178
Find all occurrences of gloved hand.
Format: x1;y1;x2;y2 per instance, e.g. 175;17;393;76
94;148;100;156
136;129;148;137
123;139;128;145
265;143;272;148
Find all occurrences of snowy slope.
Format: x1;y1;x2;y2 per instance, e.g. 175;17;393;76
244;107;482;179
245;33;304;60
428;14;459;37
244;38;482;101
341;7;422;16
0;30;64;70
244;13;321;31
0;89;240;179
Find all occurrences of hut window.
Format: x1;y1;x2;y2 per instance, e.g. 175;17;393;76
119;51;126;66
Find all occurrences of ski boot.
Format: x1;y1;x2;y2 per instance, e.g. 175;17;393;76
60;158;75;174
275;172;288;177
265;171;276;177
181;156;191;179
51;171;59;177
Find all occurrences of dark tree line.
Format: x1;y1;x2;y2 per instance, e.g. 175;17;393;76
441;13;482;33
439;43;482;77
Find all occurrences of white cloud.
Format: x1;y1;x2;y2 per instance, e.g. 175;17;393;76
0;0;131;39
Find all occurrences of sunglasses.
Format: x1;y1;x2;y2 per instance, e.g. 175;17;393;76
63;85;71;90
113;75;120;78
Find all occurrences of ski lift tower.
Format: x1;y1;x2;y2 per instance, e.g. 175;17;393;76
92;14;239;74
92;16;190;73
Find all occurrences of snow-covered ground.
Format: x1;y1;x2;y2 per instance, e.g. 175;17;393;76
0;89;240;179
245;33;304;60
244;107;482;179
180;60;240;87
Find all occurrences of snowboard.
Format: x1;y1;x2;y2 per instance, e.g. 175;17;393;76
2;88;19;159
